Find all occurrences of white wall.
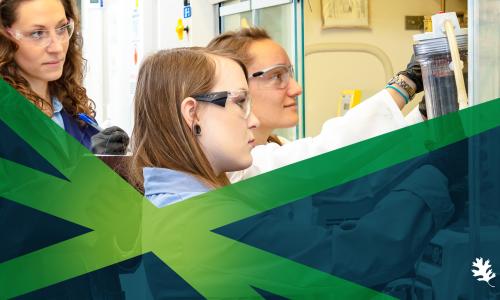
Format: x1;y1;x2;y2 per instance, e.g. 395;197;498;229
155;0;217;50
82;0;217;135
303;0;467;136
82;0;145;135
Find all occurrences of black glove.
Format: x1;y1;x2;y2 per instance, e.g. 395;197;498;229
91;126;130;155
397;54;424;94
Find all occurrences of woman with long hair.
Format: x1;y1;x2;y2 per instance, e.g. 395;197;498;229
129;47;258;197
0;0;128;298
0;0;128;152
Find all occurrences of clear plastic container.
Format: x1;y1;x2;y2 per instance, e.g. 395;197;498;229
413;14;468;119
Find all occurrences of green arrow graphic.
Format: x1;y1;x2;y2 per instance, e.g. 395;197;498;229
1;79;499;299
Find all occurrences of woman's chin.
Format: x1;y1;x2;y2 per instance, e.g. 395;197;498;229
225;156;253;173
45;71;64;82
280;115;299;128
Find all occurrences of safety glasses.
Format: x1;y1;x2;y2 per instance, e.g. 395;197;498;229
248;64;294;89
8;19;74;48
191;90;252;119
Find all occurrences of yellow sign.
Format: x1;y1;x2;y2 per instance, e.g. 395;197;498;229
337;89;361;116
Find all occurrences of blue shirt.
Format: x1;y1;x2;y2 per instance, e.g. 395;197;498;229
51;97;65;129
143;167;210;208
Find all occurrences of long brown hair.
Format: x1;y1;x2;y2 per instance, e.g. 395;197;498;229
207;27;282;146
129;47;248;189
0;0;95;118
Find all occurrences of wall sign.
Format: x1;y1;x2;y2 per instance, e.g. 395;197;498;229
184;6;192;18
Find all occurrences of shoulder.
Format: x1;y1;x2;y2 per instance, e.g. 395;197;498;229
143;167;210;208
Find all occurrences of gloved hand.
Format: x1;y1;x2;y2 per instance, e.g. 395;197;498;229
91;126;130;155
397;54;424;94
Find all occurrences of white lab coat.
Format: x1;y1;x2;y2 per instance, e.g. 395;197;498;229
229;89;423;182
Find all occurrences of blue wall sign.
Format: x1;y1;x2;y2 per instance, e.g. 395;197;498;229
184;6;192;19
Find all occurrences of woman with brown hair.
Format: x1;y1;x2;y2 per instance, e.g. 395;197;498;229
129;47;258;201
0;0;128;298
207;27;423;182
129;47;262;298
0;0;128;152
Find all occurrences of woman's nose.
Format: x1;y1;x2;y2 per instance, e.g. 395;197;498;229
287;77;302;97
46;33;64;53
247;111;260;129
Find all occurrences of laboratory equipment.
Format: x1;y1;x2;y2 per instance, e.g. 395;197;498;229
413;12;468;119
384;4;500;297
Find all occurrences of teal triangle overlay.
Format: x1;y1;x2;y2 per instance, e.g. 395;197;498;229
211;136;465;288
1;78;499;298
252;286;290;299
0;197;91;264
0;118;67;180
0;79;145;298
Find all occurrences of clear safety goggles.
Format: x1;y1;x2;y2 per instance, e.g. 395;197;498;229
191;90;252;119
8;19;74;48
248;64;294;89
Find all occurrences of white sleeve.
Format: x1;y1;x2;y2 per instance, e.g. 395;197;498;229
229;89;407;183
404;105;425;125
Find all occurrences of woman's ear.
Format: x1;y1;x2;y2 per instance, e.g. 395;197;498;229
180;97;198;128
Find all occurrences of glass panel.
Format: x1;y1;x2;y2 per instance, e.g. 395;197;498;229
254;4;293;56
220;0;252;32
472;0;499;104
219;2;302;141
221;0;245;5
255;3;297;141
466;2;499;299
221;12;253;32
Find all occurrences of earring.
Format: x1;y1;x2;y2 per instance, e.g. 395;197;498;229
193;124;202;136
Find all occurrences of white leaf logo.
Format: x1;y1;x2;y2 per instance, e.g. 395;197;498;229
472;257;496;287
